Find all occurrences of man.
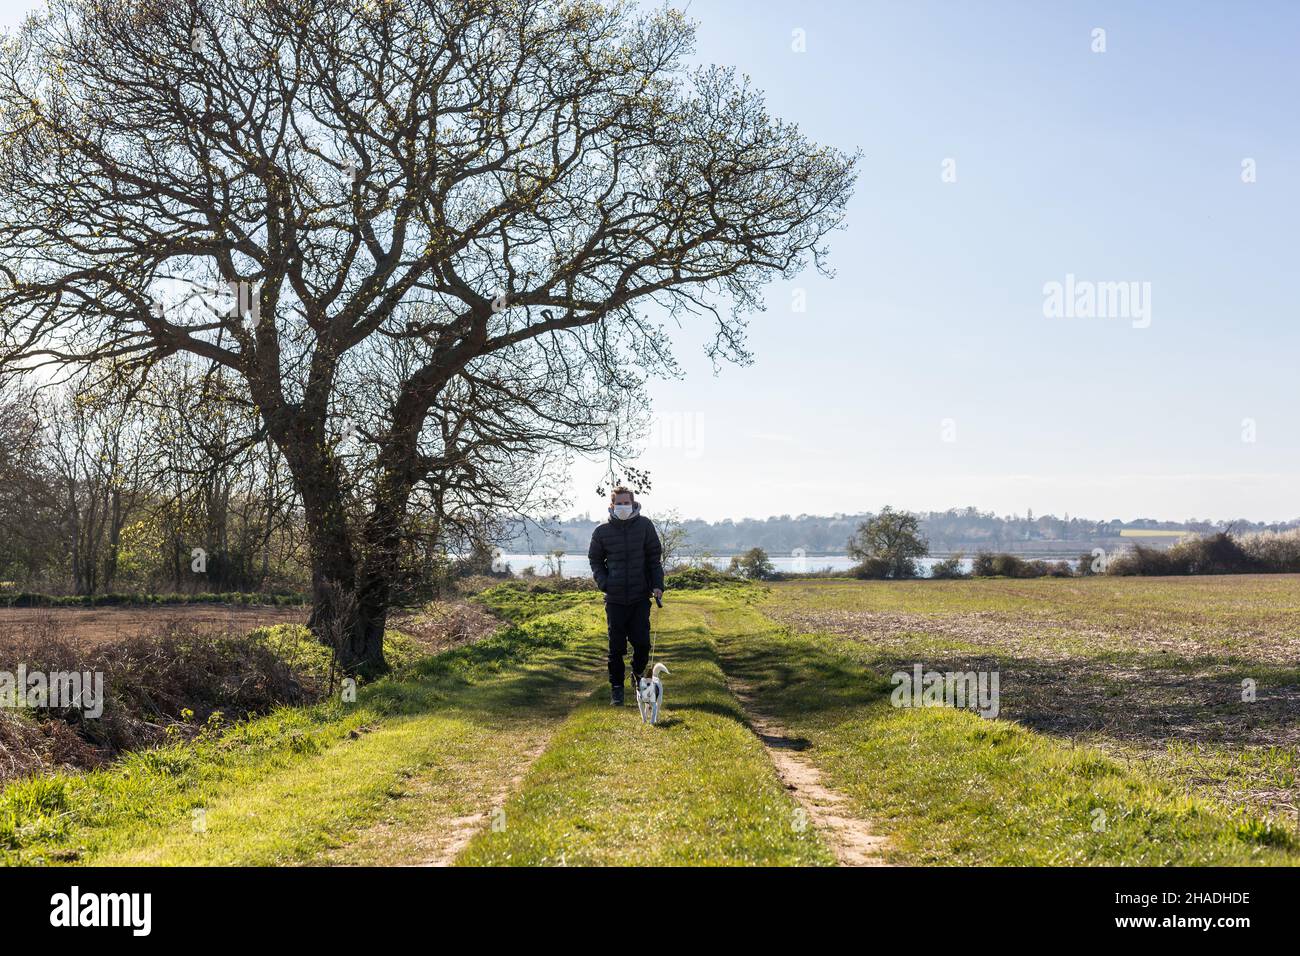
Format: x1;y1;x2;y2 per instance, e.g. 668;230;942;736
588;486;665;706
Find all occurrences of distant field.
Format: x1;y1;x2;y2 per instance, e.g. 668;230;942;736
0;605;308;644
1119;529;1186;537
762;575;1300;826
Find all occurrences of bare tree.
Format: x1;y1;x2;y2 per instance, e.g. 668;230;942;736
117;358;303;592
655;508;688;570
0;0;856;675
43;382;147;594
0;384;58;586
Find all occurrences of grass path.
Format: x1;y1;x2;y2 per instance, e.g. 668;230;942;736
9;582;1291;867
724;672;889;865
1;600;602;865
3;590;850;866
457;599;834;865
101;616;600;866
321;685;588;867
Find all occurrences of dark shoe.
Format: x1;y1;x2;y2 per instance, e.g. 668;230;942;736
611;685;624;706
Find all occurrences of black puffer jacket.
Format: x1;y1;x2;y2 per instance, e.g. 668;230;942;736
588;510;665;605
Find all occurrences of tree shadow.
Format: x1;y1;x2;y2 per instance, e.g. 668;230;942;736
362;639;602;728
755;730;812;751
717;623;1300;752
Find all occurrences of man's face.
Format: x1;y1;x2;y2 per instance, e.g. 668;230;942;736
612;492;634;508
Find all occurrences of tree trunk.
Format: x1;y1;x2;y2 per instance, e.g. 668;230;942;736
298;497;390;678
305;572;388;680
305;474;417;680
281;426;391;679
103;487;123;591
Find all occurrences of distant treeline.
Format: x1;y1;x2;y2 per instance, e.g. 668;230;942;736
504;508;1300;557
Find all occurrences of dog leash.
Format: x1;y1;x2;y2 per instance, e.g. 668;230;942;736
648;592;663;669
636;593;665;724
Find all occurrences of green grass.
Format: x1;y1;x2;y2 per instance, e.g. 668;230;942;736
761;576;1300;827
6;579;1295;867
0;599;603;865
712;587;1299;865
248;621;428;688
458;599;832;866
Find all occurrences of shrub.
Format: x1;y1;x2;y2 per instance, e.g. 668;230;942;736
1106;544;1179;576
0;710;104;783
972;552;1027;577
851;556;893;579
1107;533;1258;576
928;554;968;579
1238;529;1300;573
453;574;510;596
971;552;1075;578
0;591;307;608
463;576;598;598
665;566;743;590
1168;532;1255;574
1078;551;1103;575
0;621;322;783
520;576;599;595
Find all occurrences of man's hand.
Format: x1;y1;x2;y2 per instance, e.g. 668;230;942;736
652;588;663;602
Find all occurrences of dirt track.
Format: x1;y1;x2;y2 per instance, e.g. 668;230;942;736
0;605;308;644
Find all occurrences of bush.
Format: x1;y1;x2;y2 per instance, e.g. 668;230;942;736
972;552;1028;577
1238;529;1300;573
1106;545;1178;576
851;556;893;579
0;621;318;783
0;710;104;783
519;576;599;595
971;552;1075;578
928;554;968;579
1078;551;1103;576
453;574;510;596
1170;532;1255;574
664;566;743;590
1107;533;1259;576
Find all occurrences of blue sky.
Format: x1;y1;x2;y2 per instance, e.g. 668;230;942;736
5;1;1295;523
568;0;1299;522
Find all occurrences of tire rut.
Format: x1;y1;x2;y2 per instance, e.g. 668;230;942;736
725;674;891;867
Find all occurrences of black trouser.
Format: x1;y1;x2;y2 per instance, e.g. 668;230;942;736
605;598;651;686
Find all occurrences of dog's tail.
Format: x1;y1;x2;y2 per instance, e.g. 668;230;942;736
651;662;670;678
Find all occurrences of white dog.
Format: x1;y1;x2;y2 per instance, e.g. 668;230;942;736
636;662;671;724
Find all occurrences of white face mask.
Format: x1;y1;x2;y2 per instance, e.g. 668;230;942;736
611;503;635;520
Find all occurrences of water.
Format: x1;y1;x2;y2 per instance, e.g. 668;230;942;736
496;553;1081;579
